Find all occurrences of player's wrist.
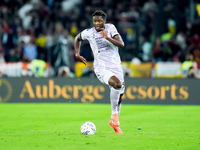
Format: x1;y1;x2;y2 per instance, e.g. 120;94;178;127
75;53;80;57
105;36;109;40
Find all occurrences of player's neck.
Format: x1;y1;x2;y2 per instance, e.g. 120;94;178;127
95;26;105;32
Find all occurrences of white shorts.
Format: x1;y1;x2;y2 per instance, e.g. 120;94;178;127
94;68;125;94
99;70;115;85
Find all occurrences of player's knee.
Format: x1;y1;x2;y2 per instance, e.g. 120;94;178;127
113;81;122;89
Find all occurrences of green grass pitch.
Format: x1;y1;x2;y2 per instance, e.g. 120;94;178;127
0;103;199;150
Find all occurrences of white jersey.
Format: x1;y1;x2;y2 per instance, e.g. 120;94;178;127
81;23;122;70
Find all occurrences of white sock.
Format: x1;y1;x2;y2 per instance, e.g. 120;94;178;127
110;87;121;115
117;103;121;116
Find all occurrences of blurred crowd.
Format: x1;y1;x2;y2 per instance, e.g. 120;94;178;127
0;0;200;77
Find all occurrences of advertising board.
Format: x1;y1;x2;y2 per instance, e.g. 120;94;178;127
0;78;199;105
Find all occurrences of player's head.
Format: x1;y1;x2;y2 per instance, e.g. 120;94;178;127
92;10;107;32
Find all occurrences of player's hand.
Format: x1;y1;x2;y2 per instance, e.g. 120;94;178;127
99;28;108;39
75;55;87;65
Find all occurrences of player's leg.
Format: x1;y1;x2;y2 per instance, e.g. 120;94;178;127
110;86;121;117
107;75;123;116
108;76;125;116
100;71;123;116
108;76;124;134
108;75;122;89
117;94;123;116
94;69;124;134
95;70;123;115
109;86;123;134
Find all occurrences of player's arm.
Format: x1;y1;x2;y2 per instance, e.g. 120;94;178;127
74;33;87;65
100;28;124;48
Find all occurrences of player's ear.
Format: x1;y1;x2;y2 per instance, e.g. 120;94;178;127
104;19;106;24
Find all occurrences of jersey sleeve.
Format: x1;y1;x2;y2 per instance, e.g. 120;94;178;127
81;29;89;40
110;24;119;38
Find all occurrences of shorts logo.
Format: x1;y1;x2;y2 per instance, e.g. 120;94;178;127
97;74;101;80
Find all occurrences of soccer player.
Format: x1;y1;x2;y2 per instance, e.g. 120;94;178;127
74;10;125;134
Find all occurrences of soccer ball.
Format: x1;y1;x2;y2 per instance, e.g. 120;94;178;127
81;121;96;135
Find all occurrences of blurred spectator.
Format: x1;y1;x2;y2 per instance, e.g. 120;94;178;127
187;61;200;79
61;0;81;12
47;0;54;9
15;46;23;61
70;22;78;38
50;31;74;77
53;22;64;44
182;54;194;78
57;66;75;77
131;56;141;65
141;38;152;62
0;42;5;63
167;38;182;62
176;32;187;51
152;37;163;62
189;45;200;63
162;41;172;61
18;0;34;30
143;0;158;38
8;48;20;62
188;34;200;62
23;40;38;62
17;29;31;45
30;59;46;77
190;33;200;46
45;29;53;49
0;45;5;76
0;0;200;78
12;17;22;36
2;27;16;61
35;32;47;61
0;47;5;76
0;69;2;77
143;0;158;13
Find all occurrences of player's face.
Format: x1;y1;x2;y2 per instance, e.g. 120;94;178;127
93;16;106;32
